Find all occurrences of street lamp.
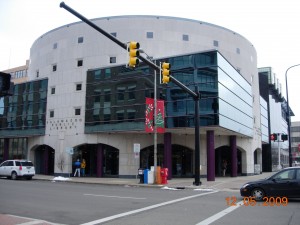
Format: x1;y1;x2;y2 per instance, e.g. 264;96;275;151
285;64;300;167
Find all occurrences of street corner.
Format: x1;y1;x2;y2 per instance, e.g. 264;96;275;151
0;214;63;225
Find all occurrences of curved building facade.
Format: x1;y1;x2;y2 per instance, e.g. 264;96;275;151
1;16;262;179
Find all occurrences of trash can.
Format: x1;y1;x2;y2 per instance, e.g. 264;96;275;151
160;168;168;184
156;166;162;184
138;168;144;184
148;170;154;184
144;169;149;184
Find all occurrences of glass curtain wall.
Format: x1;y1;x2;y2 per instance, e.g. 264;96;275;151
85;50;252;135
0;79;48;136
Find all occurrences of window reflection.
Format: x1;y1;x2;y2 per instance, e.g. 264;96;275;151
85;51;252;136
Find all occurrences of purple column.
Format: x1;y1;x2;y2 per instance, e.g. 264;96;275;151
164;133;172;180
97;144;103;177
44;146;49;175
3;139;9;160
230;135;237;177
207;130;215;181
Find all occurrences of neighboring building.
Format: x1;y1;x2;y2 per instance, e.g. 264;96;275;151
1;15;264;179
291;121;300;164
2;60;29;84
258;67;291;171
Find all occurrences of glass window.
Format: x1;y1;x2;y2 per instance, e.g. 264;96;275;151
94;70;101;79
296;169;300;180
76;83;82;91
50;110;54;118
117;86;125;101
78;36;84;43
182;34;189;41
52;64;57;72
128;85;136;101
147;32;153;39
53;43;58;49
110;57;116;64
104;69;111;79
36;70;39;78
236;48;240;54
273;169;295;180
75;108;81;116
213;40;219;47
104;89;111;102
77;59;83;67
51;87;55;95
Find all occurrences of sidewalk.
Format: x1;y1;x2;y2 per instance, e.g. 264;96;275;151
34;172;275;191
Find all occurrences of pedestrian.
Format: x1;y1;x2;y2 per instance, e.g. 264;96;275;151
74;159;81;177
81;159;86;176
222;160;227;177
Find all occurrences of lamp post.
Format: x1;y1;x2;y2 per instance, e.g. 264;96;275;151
285;64;300;167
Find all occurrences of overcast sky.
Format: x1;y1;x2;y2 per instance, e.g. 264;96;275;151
1;0;300;121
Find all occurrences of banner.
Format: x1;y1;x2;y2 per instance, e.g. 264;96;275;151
156;99;165;133
145;98;165;133
145;98;154;132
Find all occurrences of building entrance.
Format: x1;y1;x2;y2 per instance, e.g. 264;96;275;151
73;144;119;177
140;144;193;177
34;145;54;175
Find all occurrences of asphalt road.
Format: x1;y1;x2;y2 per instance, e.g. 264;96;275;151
0;178;300;225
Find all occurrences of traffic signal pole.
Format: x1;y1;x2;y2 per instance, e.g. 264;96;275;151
60;2;201;185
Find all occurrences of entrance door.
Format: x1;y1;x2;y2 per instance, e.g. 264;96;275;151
103;147;119;177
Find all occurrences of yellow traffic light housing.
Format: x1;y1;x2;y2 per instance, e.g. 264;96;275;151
127;41;140;68
161;62;171;84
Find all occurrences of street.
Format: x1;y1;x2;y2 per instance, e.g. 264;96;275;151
0;178;300;225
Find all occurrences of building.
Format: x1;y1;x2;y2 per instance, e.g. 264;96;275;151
258;67;291;171
2;60;29;84
291;121;300;164
0;15;265;180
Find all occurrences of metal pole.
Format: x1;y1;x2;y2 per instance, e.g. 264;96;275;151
277;135;281;170
285;64;300;167
154;63;157;183
59;2;197;99
194;86;201;186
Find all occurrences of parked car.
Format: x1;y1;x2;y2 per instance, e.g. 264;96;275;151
0;160;35;180
240;167;300;200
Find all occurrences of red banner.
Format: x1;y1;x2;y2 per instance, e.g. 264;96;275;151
145;98;165;133
145;98;154;132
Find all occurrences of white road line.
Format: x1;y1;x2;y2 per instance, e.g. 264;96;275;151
195;200;244;225
17;221;45;225
84;193;146;200
80;190;218;225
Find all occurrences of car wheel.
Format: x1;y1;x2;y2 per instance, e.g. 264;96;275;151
11;172;17;180
251;188;265;201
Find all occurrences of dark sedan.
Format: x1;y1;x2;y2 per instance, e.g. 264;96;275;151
240;167;300;200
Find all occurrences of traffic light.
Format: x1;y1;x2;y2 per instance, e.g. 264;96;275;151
161;62;171;84
0;72;11;92
281;134;288;141
127;41;140;68
270;133;278;141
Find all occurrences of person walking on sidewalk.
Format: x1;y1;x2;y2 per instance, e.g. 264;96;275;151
74;159;81;177
81;159;86;176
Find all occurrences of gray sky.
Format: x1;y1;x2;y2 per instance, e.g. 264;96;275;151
1;0;300;121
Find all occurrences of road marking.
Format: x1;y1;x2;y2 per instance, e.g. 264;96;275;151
195;200;244;225
84;193;146;200
80;190;218;225
18;221;48;225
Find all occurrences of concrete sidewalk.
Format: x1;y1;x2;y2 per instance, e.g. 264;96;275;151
34;172;275;191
